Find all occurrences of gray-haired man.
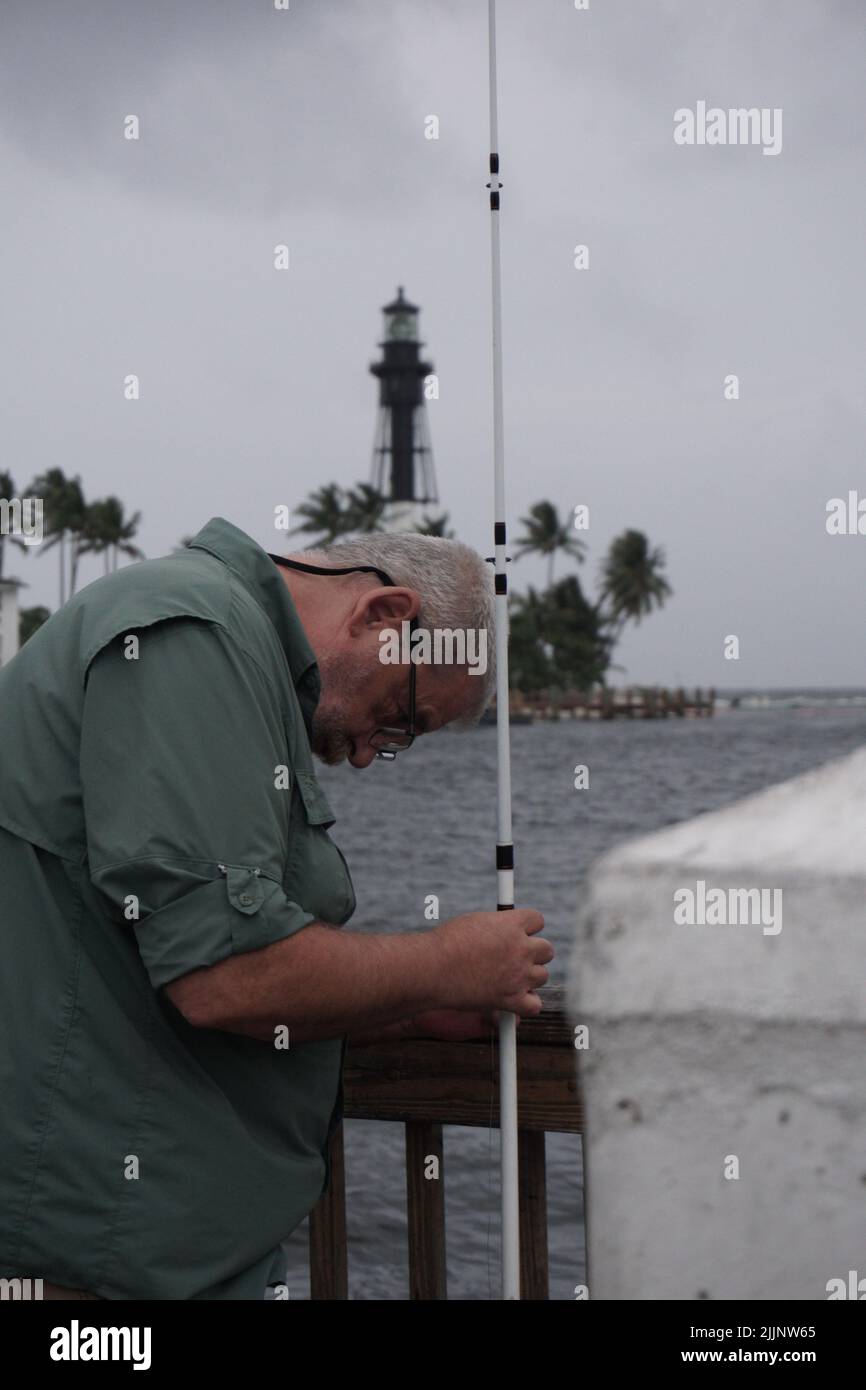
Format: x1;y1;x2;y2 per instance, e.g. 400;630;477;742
0;516;551;1299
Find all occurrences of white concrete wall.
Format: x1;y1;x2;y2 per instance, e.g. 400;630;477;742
568;747;866;1300
0;582;19;666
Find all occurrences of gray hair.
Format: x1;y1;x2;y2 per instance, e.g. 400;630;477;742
303;533;497;727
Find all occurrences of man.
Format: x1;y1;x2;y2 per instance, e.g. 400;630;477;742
0;516;552;1300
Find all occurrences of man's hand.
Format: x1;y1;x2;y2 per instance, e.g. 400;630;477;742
341;909;553;1046
433;908;553;1018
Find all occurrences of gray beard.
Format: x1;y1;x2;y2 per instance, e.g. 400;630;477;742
310;714;353;766
310;648;376;766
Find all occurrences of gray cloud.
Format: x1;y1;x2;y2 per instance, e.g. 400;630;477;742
1;0;864;686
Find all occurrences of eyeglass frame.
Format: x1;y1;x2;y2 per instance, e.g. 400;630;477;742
268;554;417;760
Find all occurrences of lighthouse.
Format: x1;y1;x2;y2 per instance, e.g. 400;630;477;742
369;288;438;532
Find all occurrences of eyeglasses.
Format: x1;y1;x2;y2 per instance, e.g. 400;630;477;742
269;554;417;761
367;617;417;759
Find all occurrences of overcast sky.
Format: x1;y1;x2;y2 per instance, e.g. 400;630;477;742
1;0;863;686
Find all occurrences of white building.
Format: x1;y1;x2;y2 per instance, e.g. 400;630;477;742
0;579;22;666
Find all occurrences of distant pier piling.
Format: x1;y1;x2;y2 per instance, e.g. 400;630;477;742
483;687;715;723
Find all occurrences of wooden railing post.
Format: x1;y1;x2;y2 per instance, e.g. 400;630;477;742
405;1120;447;1299
518;1127;549;1300
309;1122;348;1299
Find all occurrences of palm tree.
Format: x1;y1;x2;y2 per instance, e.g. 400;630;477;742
289;484;351;546
344;484;386;534
513;500;587;586
598;529;672;637
27;469;86;606
0;471;29;581
510;577;610;692
509;586;553;692
107;499;145;571
76;500;114;574
77;497;144;574
543;574;611;689
414;512;455;538
67;486;91;594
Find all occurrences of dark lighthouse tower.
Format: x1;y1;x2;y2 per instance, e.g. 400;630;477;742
369;287;438;531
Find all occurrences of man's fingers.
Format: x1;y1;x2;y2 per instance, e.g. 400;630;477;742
532;937;555;965
516;910;545;935
505;991;543;1018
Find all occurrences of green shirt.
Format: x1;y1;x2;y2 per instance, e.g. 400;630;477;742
0;517;355;1299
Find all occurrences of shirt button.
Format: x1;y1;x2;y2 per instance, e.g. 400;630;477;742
239;893;254;906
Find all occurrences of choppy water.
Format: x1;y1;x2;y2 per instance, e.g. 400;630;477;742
283;697;866;1300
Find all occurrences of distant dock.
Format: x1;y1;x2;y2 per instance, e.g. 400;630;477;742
482;687;715;723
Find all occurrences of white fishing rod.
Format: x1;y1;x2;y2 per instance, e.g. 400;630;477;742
486;0;520;1302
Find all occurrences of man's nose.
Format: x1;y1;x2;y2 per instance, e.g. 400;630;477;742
348;741;378;770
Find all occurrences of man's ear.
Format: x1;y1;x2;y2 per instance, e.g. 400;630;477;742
346;586;419;636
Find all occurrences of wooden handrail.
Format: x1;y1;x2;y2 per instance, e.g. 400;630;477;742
309;986;580;1300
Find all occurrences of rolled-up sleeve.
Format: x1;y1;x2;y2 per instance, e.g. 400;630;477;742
80;617;316;989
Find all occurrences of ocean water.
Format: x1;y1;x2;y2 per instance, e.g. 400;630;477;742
283;696;866;1300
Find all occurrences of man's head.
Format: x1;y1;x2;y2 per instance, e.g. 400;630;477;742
275;533;496;768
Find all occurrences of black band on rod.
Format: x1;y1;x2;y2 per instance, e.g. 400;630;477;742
497;903;514;912
490;152;499;174
495;573;507;594
494;521;506;545
496;844;514;870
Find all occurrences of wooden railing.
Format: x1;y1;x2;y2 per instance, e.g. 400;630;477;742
308;986;581;1300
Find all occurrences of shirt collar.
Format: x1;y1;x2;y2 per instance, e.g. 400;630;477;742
185;517;321;727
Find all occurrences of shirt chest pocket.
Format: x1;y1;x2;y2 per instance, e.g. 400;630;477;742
283;771;356;928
